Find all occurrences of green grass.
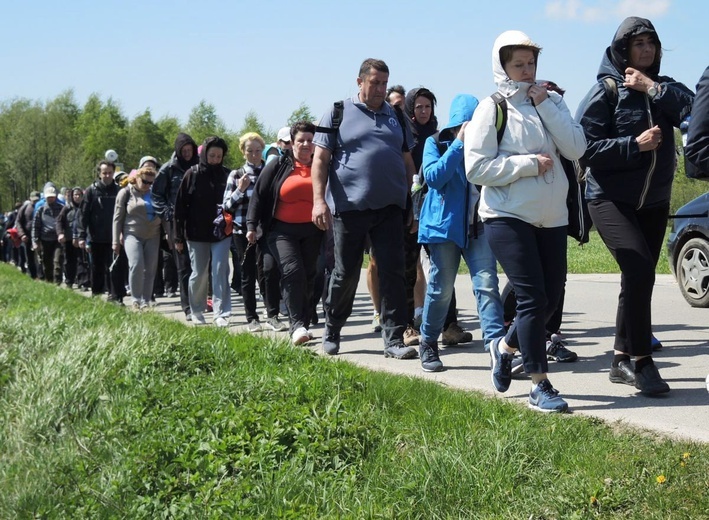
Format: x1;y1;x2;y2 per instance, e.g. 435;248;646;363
1;264;707;518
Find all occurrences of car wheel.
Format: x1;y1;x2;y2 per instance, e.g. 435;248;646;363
677;237;709;307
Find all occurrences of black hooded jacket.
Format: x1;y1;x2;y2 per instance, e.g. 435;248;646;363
405;87;439;171
152;132;198;219
174;136;230;243
685;66;709;174
576;17;694;209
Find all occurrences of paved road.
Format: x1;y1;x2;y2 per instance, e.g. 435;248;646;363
152;272;709;443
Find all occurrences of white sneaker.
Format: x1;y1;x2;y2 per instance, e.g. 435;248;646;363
214;317;229;328
192;312;207;325
292;327;310;345
307;329;315;339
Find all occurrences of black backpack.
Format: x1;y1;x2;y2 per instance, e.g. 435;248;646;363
491;92;592;245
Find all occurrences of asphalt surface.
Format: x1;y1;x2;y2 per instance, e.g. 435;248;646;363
152;271;709;444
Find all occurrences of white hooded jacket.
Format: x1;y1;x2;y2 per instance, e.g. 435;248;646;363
464;30;587;227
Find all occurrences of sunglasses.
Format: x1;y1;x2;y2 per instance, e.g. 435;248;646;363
141;178;155;185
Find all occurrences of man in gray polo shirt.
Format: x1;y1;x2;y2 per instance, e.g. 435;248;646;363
312;57;418;359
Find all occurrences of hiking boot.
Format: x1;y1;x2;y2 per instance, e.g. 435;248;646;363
372;313;382;333
383;343;418;360
322;328;341;355
651;334;663;351
488;337;514;393
609;360;635;385
419;340;443;372
247;320;262;333
403;326;420;346
131;301;141;312
441;323;473;346
291;327;310;346
635;362;670;395
529;379;569;413
265;316;288;332
546;333;578;362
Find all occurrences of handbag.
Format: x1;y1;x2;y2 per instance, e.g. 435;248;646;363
212;205;233;240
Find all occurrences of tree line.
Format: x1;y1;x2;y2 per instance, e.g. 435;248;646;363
0;89;315;211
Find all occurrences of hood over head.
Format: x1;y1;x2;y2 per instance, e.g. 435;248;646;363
198;136;228;173
174;132;198;170
600;16;662;80
492;30;542;98
439;94;479;142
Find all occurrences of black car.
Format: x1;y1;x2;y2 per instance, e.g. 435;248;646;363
667;192;709;307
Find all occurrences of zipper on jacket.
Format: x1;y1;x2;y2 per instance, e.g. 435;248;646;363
637;96;657;210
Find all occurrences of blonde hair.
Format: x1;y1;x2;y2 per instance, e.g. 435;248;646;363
128;166;157;185
239;132;265;153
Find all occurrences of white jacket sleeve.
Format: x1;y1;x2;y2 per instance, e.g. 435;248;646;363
534;93;587;161
464;97;538;187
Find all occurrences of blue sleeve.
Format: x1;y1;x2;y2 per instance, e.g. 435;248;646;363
423;137;464;190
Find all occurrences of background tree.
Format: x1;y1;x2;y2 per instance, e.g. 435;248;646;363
125;109;169;170
287;102;316;126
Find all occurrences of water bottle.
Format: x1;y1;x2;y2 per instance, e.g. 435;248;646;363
411;174;423;194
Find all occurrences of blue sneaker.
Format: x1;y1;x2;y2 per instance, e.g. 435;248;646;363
529;379;569;413
651;334;663;351
419;340;443;372
488;337;513;392
383;343;417;360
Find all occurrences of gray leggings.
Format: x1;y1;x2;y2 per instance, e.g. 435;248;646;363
124;234;160;306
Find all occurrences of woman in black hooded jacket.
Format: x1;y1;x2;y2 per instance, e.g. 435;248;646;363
577;16;694;395
174;136;232;327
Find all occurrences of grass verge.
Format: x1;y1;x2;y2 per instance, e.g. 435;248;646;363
0;264;707;518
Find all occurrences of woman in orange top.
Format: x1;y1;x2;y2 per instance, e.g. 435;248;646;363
246;121;324;345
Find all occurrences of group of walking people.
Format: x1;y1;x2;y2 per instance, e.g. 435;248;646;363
4;16;707;414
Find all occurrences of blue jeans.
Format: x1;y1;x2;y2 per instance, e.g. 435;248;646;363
187;237;232;319
420;235;505;345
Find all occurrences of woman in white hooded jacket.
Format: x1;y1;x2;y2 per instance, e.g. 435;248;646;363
464;30;586;413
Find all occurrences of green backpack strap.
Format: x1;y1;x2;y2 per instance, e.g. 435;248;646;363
490;92;508;145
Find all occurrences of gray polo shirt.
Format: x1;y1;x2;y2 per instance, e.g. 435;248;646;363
314;95;414;213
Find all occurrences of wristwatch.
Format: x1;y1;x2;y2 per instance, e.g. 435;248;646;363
648;82;660;99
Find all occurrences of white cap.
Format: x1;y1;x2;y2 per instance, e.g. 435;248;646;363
277;126;291;142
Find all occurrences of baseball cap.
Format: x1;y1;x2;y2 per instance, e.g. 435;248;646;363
44;186;58;197
139;155;160;169
277;126;291;142
30;191;41;202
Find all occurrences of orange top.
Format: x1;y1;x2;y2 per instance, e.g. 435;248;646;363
274;162;314;224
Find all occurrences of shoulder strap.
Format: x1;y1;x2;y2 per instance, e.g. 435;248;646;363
315;100;344;135
491;92;508;145
602;77;618;106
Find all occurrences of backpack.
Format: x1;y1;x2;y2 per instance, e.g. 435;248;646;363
316;100;408;144
491;91;592;244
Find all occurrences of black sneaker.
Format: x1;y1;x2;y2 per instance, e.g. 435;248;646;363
488;337;513;393
419;341;443;372
609;360;635;385
546;334;578;362
322;328;340;355
635;362;670;395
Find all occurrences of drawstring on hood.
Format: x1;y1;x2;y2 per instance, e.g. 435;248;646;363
492;30;543;98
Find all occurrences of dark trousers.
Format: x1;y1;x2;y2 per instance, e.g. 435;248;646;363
172;245;192;314
22;242;38;278
39;240;63;284
229;235;243;293
233;233;280;322
162;248;178;293
485;218;567;374
328;205;407;346
267;221;324;333
502;281;565;336
90;243;126;299
588;200;668;357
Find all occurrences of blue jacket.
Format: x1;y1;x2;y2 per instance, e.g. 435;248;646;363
419;94;479;248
